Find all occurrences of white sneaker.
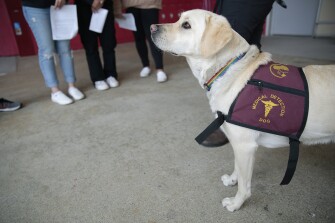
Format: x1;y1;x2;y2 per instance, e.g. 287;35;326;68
140;67;151;77
106;76;119;88
157;70;167;83
68;87;85;101
95;80;109;90
51;91;73;105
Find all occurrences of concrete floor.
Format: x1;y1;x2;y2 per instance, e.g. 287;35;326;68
0;36;335;223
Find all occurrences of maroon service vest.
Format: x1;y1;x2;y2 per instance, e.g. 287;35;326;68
196;62;309;185
226;62;309;140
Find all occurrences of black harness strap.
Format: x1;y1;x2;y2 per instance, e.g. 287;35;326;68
195;112;225;144
280;138;300;185
195;111;301;185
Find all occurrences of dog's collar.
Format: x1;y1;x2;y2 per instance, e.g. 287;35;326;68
204;52;246;91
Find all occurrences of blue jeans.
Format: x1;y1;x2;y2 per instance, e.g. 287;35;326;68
22;6;76;88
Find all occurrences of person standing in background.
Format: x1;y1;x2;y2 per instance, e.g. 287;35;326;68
118;0;167;83
213;0;277;49
75;0;120;90
22;0;85;105
201;0;286;147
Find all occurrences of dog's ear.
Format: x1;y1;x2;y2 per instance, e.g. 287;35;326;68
200;14;233;58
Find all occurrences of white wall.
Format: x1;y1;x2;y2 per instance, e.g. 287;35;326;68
314;0;335;37
269;0;319;36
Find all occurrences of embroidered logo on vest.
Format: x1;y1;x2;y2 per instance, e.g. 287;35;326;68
270;63;289;78
252;94;286;124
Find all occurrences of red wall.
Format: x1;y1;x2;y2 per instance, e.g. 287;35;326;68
3;0;38;56
161;0;212;23
0;0;19;56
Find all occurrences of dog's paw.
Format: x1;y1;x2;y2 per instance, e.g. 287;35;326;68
221;174;237;186
222;197;242;212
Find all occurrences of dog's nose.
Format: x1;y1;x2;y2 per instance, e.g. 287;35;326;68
150;24;158;33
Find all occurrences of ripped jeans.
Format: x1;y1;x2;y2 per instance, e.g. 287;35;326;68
22;6;76;88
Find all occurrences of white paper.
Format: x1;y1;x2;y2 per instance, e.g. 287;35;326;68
50;5;78;40
115;13;137;31
89;9;109;33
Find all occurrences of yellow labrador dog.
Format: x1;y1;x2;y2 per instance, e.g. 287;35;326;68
151;9;335;212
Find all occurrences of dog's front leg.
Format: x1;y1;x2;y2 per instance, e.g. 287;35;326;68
222;142;258;212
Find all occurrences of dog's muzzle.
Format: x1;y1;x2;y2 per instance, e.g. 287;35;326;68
150;24;178;56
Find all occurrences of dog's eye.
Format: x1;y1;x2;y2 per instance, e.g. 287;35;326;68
182;21;191;29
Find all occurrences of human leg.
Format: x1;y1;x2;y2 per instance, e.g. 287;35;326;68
126;7;150;68
22;6;59;89
22;6;72;105
249;23;264;50
99;5;119;88
55;40;85;99
215;0;275;48
77;4;105;83
141;8;163;69
141;8;167;82
55;40;76;84
203;0;275;145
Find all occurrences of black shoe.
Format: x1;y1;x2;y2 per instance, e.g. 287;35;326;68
200;128;229;147
0;98;22;112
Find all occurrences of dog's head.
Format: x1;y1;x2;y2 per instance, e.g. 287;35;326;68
151;9;234;58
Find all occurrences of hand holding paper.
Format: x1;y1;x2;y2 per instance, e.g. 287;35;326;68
115;13;137;31
50;5;78;40
54;0;66;9
89;8;109;33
